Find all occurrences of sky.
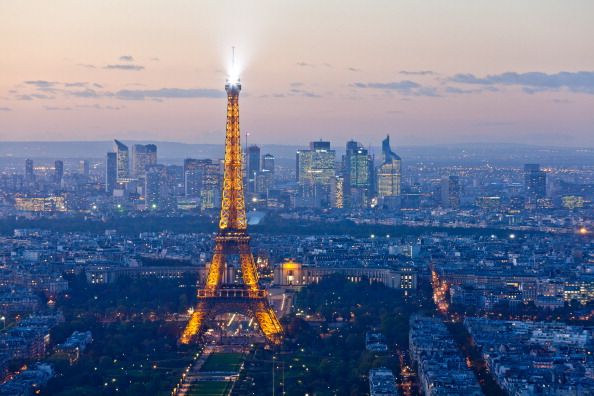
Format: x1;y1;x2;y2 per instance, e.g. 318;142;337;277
1;0;594;147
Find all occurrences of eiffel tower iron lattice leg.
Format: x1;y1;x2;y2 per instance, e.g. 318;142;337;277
180;72;283;345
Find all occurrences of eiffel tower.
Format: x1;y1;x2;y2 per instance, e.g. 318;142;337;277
180;72;283;345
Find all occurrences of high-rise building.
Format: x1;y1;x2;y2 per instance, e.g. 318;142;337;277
131;144;157;178
79;160;89;177
256;153;275;194
54;160;64;186
24;159;35;186
344;140;371;207
145;164;167;209
296;141;336;207
184;159;204;197
105;152;117;193
377;135;401;204
113;140;130;181
183;158;221;208
166;165;185;197
441;175;460;208
200;162;221;210
524;163;546;202
262;153;274;173
246;145;260;193
330;175;344;208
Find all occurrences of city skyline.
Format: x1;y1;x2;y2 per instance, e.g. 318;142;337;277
1;3;593;395
1;1;594;146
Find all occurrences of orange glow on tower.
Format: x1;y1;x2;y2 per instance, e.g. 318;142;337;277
180;73;283;345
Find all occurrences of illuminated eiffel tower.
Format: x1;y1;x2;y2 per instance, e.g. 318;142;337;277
180;70;283;345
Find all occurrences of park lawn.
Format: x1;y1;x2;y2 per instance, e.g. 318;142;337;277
200;353;244;372
188;381;232;396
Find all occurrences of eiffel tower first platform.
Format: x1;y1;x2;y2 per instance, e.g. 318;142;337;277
180;74;283;345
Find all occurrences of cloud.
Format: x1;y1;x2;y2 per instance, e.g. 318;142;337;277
13;81;112;100
16;93;55;100
347;67;360;72
444;86;473;94
44;106;72;111
444;86;500;94
450;71;594;94
261;85;322;99
115;87;225;100
288;88;322;98
0;107;11;111
400;70;434;76
67;88;103;98
119;55;134;62
13;80;224;102
64;82;88;87
76;104;124;110
77;63;96;69
104;64;145;71
296;61;332;69
24;80;58;88
354;80;419;90
353;80;439;97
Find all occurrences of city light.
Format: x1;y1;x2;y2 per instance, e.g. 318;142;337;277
2;4;593;395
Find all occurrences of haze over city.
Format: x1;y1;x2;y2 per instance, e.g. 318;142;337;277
1;0;594;146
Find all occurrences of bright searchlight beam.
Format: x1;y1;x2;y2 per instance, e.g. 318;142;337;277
227;46;241;85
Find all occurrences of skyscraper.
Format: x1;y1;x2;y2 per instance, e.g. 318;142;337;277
24;159;35;186
184;158;204;197
131;144;157;178
377;135;402;205
330;175;344;208
200;162;221;210
183;158;221;209
257;153;275;194
344;140;371;207
105;152;117;193
79;160;89;177
441;175;460;208
524;163;546;202
296;141;336;207
247;145;260;193
262;153;274;173
113;140;130;181
54;160;64;186
166;165;185;197
145;164;167;209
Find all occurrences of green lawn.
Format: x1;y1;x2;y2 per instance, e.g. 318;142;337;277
200;353;244;373
188;381;232;396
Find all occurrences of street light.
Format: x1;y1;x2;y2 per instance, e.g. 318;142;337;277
1;316;5;330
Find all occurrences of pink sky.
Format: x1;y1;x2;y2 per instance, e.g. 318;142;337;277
1;1;594;146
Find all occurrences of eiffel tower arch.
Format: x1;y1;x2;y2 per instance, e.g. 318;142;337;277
180;74;283;345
